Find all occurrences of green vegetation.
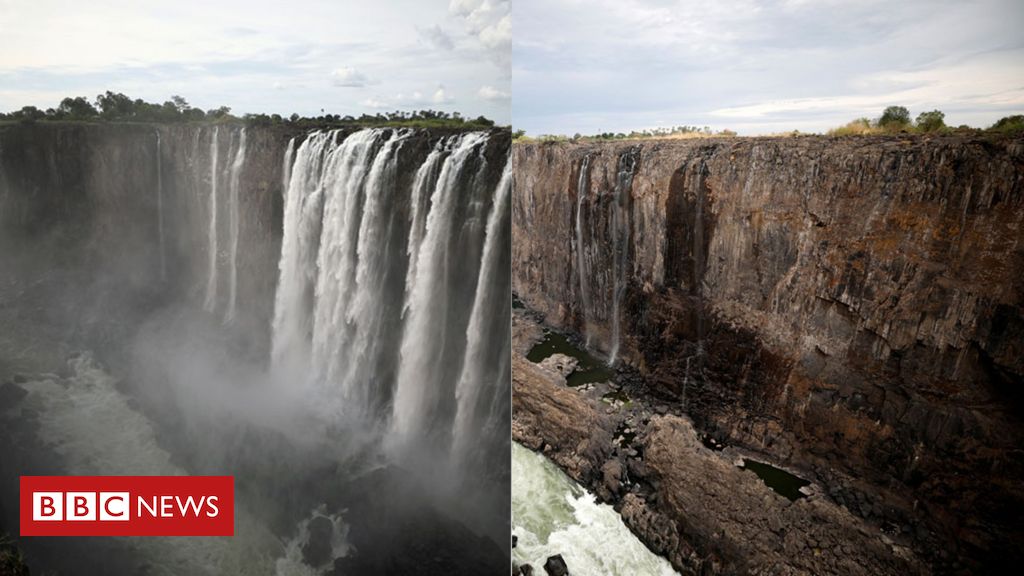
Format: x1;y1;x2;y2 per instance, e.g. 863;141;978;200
915;109;946;132
513;125;736;143
0;92;501;130
989;114;1024;134
828;107;1022;136
878;105;911;130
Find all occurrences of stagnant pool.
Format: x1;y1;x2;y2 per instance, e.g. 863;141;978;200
526;329;616;387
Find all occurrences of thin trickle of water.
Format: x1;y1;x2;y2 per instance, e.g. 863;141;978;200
575;155;593;346
155;129;166;281
204;126;221;312
609;148;638;365
226;128;247;323
282;138;296;199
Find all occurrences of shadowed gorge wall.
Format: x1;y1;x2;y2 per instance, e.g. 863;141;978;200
0;122;289;361
512;134;1024;571
0;122;512;575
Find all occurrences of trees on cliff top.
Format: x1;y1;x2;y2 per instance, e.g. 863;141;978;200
830;106;964;135
0;92;500;129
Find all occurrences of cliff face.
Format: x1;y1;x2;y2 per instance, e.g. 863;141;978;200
0;122;291;361
513;134;1024;569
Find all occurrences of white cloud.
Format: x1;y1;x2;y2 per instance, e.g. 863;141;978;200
432;85;454;104
331;67;371;88
479;13;511;53
449;0;510;66
418;25;455;50
361;97;390;109
478;85;509;101
514;0;1024;135
0;1;509;122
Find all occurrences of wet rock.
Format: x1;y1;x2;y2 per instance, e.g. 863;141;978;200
602;459;623;496
543;554;569;576
520;564;534;575
539;353;578;379
302;515;334;567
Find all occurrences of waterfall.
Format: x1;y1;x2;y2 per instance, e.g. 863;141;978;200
575;155;593;346
311;129;404;415
155;130;166;281
390;131;491;448
204;126;221;312
226;128;247;323
281;138;296;199
404;140;449;307
452;160;511;467
608;148;638;365
271;127;507;471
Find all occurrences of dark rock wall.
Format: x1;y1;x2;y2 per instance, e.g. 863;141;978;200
512;134;1024;569
0;122;292;357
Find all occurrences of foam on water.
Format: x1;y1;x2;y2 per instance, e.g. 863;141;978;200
274;504;351;576
512;443;678;575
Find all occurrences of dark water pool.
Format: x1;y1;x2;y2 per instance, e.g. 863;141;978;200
526;330;616;387
740;458;810;501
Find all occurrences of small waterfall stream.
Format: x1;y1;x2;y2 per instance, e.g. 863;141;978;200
155;130;166;281
226;128;247;323
204;126;221;312
574;154;593;347
608;148;638;365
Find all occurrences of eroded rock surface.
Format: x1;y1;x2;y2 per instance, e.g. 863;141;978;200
513;134;1024;573
513;310;925;575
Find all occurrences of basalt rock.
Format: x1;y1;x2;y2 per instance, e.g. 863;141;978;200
543;554;569;576
513;134;1024;573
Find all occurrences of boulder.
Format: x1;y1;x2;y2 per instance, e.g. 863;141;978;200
543;554;569;576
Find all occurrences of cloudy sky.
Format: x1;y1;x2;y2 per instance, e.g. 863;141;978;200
514;0;1024;135
0;0;510;122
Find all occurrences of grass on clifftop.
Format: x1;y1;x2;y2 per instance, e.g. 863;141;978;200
513;108;1024;143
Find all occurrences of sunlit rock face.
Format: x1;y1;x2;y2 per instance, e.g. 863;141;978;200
512;134;1024;572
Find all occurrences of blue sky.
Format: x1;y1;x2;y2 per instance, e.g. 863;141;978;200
0;0;510;122
513;0;1024;135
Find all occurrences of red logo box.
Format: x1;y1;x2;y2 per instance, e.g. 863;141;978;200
20;476;234;536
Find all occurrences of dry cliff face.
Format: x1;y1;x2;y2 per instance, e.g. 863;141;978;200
513;134;1024;570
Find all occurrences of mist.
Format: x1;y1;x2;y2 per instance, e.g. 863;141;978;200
0;122;510;575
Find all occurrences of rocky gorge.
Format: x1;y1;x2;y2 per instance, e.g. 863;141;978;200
0;121;512;575
512;134;1024;574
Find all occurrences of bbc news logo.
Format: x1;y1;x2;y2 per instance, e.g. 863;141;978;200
20;476;233;536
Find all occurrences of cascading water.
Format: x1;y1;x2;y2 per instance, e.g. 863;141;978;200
574;155;593;347
608;148;638;365
390;131;492;448
155;130;166;281
281;138;296;199
204;126;221;312
226;128;247;323
272;128;510;477
452;161;511;469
